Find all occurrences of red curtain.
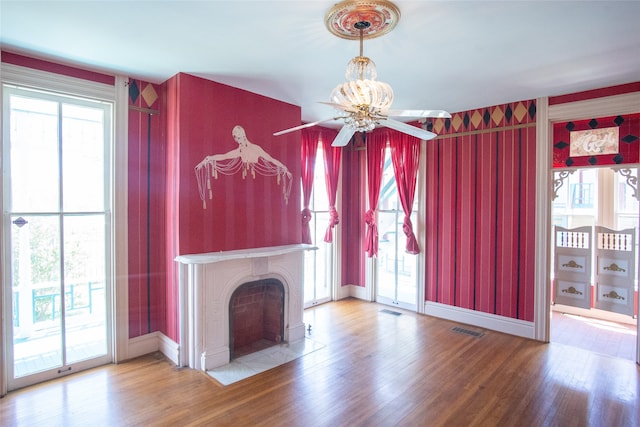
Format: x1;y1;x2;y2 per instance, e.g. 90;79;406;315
301;129;319;244
390;132;421;254
365;130;388;257
322;136;341;242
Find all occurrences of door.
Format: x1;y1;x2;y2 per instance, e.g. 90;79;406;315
551;167;639;361
3;85;112;390
376;149;418;311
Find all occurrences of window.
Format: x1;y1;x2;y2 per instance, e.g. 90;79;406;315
303;142;333;307
375;146;418;310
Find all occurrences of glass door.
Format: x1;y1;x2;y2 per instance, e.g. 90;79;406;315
303;143;333;307
3;86;112;390
376;148;418;311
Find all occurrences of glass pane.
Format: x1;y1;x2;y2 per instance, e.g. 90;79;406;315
378;155;398;211
614;169;639;292
309;158;329;211
377;211;399;301
62;104;105;212
377;211;418;305
9;95;60;212
304;212;331;304
63;215;108;363
552;169;598;228
304;249;317;303
11;215;63;377
397;214;418;304
315;212;331;301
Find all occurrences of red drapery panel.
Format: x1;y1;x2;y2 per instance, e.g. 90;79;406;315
365;130;388;257
301;129;319;244
322;135;342;242
390;132;421;254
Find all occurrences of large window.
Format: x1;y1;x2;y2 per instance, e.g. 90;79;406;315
2;68;118;393
375;146;418;311
303;143;333;307
7;86;112;376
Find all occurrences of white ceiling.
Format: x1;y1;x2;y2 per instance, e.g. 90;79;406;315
2;1;639;128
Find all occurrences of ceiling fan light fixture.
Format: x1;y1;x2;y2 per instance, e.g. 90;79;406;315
345;55;377;80
330;79;394;114
273;0;446;146
325;1;400;133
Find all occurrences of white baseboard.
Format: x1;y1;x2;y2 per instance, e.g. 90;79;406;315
335;284;352;300
344;284;371;301
339;294;535;340
127;332;180;365
424;301;536;339
127;332;160;359
158;333;180;365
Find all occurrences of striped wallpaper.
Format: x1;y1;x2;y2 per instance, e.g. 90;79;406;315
424;101;537;321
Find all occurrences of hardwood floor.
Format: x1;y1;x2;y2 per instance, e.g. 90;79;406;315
2;298;639;427
551;310;637;361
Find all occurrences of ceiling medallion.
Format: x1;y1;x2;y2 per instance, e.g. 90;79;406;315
325;0;401;40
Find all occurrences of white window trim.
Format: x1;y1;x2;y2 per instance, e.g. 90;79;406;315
0;63;129;396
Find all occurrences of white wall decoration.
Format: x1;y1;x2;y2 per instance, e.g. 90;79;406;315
195;125;292;208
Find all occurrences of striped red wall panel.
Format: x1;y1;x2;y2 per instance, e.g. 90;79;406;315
425;101;537;321
127;79;166;338
341;146;367;286
165;77;180;342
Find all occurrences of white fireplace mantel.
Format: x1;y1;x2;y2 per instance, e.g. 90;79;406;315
175;244;315;371
175;244;316;265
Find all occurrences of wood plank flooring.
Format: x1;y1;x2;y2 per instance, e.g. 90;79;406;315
1;298;639;427
551;310;637;360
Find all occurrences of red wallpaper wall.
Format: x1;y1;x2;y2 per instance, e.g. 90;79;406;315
127;79;166;338
164;73;302;340
1;51;115;85
424;101;537;321
166;73;301;255
341;139;367;286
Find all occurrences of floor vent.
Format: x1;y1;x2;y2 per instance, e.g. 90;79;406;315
380;309;402;316
451;326;484;338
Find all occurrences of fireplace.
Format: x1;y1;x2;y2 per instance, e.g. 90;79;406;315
175;244;314;371
229;278;284;358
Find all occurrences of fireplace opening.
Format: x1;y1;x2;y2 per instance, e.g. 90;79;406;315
229;278;285;359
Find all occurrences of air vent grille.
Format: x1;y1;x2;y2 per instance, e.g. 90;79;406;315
380;309;402;316
451;326;484;338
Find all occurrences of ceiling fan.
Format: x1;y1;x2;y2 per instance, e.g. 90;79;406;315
274;0;450;147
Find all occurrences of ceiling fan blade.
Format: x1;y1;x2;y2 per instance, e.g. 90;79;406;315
319;101;357;113
332;125;356;147
379;118;437;140
273;117;339;136
386;109;451;118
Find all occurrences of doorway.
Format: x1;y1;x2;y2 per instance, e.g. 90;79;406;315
550;166;638;360
2;85;113;390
